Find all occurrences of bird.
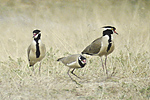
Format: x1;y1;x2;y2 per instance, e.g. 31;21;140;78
27;29;46;75
81;26;118;75
57;54;87;80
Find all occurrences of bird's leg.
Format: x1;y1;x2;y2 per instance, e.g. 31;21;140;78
67;68;74;80
32;66;35;76
68;68;81;85
71;68;81;79
32;66;34;71
105;56;108;76
111;67;116;77
100;57;105;72
39;62;41;76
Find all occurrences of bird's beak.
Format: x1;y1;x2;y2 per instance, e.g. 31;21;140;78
83;59;86;64
33;33;37;38
114;30;118;35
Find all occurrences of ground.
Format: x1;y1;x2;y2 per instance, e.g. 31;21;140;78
0;0;150;100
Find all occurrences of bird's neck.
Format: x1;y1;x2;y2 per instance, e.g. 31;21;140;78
103;30;113;42
103;33;113;52
33;35;41;58
78;59;86;68
34;34;41;43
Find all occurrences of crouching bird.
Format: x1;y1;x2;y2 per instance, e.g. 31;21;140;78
27;29;46;75
82;26;118;76
57;54;87;80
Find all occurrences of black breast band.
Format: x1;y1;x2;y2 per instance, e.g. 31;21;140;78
34;38;40;58
36;42;40;58
107;35;112;52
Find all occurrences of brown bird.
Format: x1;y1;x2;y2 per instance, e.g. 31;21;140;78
82;26;118;75
27;29;46;75
57;54;87;80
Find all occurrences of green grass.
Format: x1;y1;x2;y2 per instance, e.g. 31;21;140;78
0;0;150;99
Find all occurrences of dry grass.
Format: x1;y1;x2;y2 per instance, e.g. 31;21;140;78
0;0;150;99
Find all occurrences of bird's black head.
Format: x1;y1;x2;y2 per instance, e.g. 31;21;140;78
33;29;41;39
102;26;118;35
78;55;86;68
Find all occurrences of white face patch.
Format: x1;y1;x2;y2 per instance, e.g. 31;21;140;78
34;34;39;38
103;28;112;31
33;32;41;38
78;55;86;65
78;56;81;61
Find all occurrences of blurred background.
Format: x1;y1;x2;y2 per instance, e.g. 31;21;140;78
0;0;150;61
0;0;150;99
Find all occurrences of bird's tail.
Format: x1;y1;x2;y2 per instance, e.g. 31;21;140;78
29;65;33;67
57;57;64;61
82;51;93;55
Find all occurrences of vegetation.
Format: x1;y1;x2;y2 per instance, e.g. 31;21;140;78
0;0;150;99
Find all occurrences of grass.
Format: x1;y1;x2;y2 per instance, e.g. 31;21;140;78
0;0;150;99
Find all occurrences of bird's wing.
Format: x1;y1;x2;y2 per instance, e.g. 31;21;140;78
67;61;76;66
59;54;80;65
27;45;31;61
41;43;46;56
82;37;102;55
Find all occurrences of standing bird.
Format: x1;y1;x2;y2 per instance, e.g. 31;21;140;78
27;29;46;75
81;26;118;75
57;54;87;80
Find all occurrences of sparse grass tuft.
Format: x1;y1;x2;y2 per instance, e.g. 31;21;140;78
0;0;150;99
